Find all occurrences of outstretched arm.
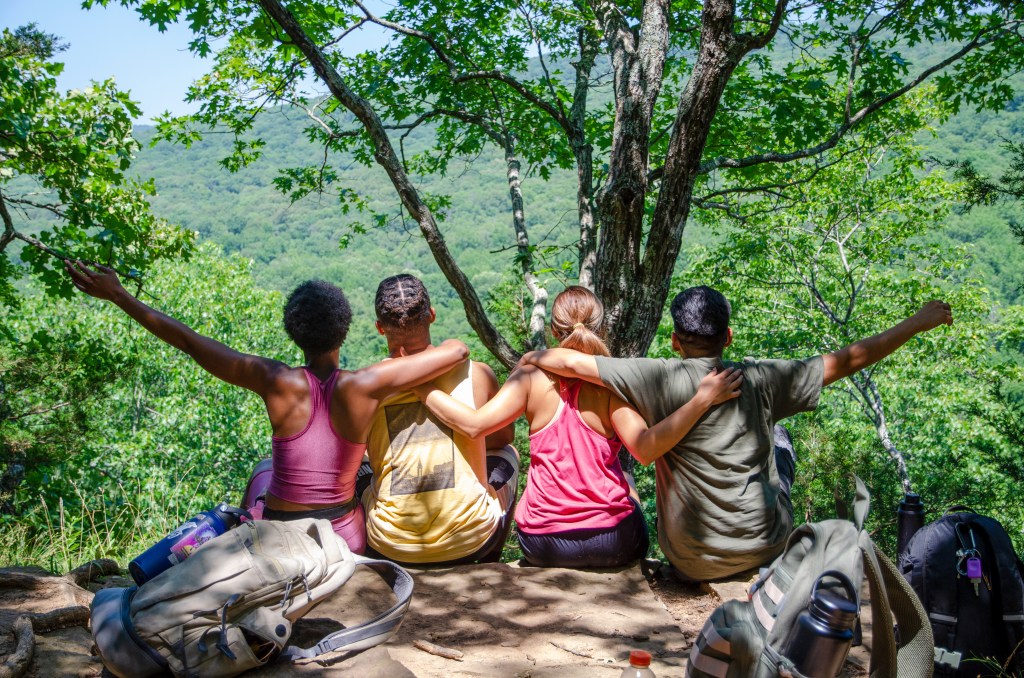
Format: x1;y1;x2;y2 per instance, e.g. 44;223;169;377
349;339;470;399
610;367;742;465
66;260;283;395
520;348;602;385
821;301;953;386
414;367;531;439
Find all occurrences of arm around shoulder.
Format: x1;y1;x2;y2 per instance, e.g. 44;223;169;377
521;348;603;385
610;367;742;465
353;338;469;399
419;365;532;439
474;362;514;449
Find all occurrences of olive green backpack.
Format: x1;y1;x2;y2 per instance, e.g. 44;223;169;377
686;478;934;678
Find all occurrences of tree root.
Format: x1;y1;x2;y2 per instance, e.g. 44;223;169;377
0;616;33;678
67;559;120;588
27;607;90;634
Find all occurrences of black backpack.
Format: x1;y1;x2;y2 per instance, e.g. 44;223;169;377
900;507;1024;677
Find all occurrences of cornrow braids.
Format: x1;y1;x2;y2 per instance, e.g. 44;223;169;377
375;274;432;330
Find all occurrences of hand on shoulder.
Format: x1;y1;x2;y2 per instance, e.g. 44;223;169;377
696;367;743;406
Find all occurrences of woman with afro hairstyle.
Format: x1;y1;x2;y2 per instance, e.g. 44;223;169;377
414;286;741;568
66;262;468;553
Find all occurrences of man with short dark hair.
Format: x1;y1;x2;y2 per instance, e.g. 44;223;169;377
524;286;952;580
362;274;519;564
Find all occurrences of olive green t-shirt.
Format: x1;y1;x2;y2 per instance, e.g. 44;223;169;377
595;355;823;580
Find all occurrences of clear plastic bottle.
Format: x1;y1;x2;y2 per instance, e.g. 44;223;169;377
620;649;656;677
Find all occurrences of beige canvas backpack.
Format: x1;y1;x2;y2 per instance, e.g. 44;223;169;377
91;518;412;677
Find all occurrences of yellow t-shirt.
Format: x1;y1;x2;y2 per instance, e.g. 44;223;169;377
362;360;500;562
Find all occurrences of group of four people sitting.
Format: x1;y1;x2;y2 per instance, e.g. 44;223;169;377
65;260;952;581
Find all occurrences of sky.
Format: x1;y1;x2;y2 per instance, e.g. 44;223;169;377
0;0;387;125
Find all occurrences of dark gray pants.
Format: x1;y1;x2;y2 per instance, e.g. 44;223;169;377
774;423;796;501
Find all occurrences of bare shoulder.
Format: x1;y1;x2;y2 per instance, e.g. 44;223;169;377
332;367;370;395
470;360;499;388
472;360;498;380
264;362;307;392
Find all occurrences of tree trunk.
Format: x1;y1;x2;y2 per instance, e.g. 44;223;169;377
504;139;548;352
572;28;600;290
852;373;913;493
598;0;747;356
591;0;669;350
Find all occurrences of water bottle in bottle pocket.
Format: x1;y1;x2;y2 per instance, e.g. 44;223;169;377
780;570;859;678
128;502;251;585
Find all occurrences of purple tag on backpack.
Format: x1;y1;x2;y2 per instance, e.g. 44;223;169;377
967;557;983;579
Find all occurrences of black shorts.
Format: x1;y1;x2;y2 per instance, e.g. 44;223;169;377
518;498;649;568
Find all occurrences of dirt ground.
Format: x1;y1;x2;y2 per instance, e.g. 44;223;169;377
1;560;874;677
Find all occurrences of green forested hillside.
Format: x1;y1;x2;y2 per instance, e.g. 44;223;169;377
126;76;1024;369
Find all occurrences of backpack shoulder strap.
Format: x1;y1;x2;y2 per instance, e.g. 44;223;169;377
859;531;934;678
280;556;414;660
972;516;1024;671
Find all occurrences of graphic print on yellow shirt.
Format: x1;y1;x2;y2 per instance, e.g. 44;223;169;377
386;404;456;496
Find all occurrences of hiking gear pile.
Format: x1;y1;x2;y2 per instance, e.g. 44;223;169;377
91;517;412;677
686;477;933;678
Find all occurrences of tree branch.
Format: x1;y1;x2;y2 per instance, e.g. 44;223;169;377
503;138;548;351
698;21;1021;174
735;0;788;52
257;0;521;367
351;0;571;132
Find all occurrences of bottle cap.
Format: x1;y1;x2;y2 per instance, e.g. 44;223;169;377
810;590;859;629
900;492;923;508
629;650;652;667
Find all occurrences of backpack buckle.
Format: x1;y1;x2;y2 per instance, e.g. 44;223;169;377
934;647;962;669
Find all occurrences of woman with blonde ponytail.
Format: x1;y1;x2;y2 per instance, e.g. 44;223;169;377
414;286;741;567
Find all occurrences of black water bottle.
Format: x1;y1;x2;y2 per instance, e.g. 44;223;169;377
896;492;925;557
780;571;859;678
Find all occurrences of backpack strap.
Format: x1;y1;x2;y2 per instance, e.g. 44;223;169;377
279;556;414;660
972;516;1024;672
835;475;870;531
858;531;934;678
923;515;961;675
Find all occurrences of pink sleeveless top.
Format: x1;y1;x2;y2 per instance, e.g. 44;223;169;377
268;369;366;506
515;378;635;534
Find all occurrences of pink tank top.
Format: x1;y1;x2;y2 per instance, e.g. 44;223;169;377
515;378;635;534
268;369;366;506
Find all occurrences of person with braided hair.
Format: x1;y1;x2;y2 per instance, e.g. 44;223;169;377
414;286;741;568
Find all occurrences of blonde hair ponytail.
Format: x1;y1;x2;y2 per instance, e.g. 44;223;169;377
550;286;610;357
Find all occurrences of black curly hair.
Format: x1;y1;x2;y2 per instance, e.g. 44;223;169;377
283;280;352;355
374;274;432;331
